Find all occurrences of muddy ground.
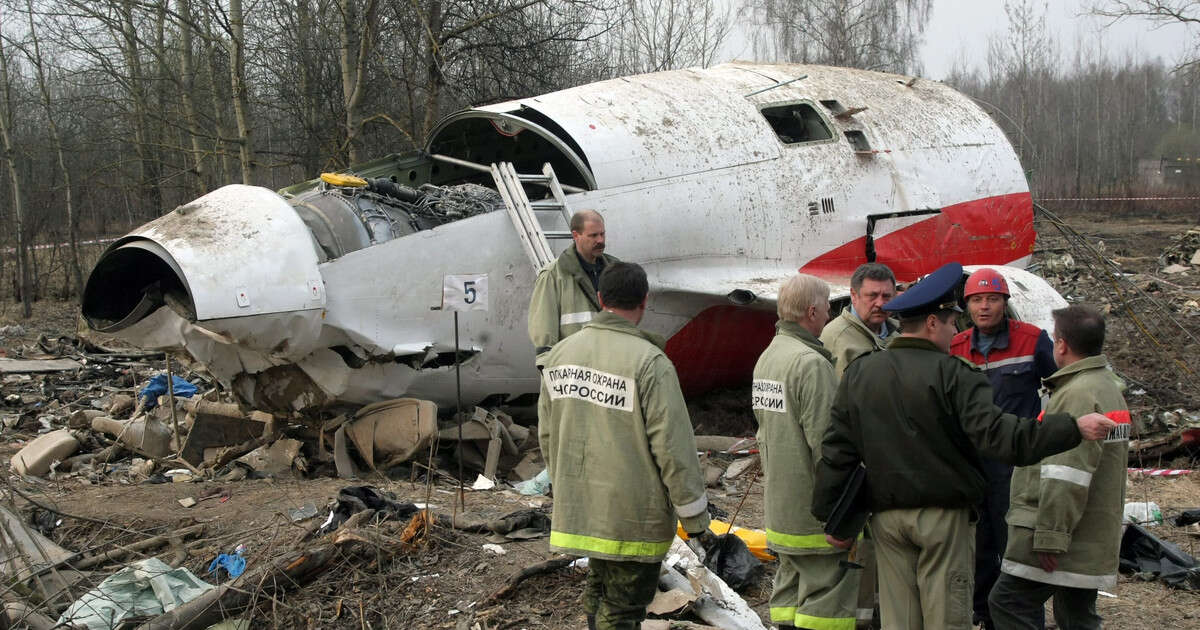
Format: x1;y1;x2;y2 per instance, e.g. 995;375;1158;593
1;207;1200;629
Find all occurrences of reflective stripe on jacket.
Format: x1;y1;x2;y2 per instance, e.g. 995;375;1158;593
538;311;709;562
1002;354;1129;590
753;321;839;555
813;337;1084;519
950;318;1056;418
527;247;618;365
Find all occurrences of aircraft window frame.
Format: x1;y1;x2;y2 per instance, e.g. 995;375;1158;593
758;101;836;147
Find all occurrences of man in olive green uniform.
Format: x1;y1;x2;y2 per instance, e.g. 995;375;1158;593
813;262;1117;630
538;261;712;630
528;209;618;366
820;263;898;379
754;273;858;630
989;305;1129;630
819;262;897;628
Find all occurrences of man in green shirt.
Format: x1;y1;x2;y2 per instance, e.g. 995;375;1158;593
528;210;619;366
538;261;712;630
754;273;858;630
989;305;1130;630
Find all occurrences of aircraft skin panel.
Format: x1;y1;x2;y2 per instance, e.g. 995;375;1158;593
312;209;541;405
122;185;326;320
515;69;781;188
495;62;1015;192
799;192;1035;281
664;305;780;396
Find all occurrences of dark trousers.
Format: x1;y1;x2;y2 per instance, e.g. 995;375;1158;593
581;558;660;630
974;458;1015;627
988;572;1101;630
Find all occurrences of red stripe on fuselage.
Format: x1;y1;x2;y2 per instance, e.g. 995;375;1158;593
669;192;1036;396
665;305;778;397
799;192;1035;282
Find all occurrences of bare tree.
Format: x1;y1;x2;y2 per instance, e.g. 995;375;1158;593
0;14;31;317
338;0;379;164
742;0;933;73
1091;1;1200;68
227;0;255;183
606;0;733;74
22;0;82;300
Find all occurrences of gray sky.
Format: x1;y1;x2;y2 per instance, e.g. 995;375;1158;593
920;1;1196;79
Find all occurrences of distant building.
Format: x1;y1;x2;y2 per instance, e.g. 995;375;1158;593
1159;157;1200;188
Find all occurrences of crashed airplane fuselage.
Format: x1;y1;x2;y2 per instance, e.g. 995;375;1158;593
82;62;1054;412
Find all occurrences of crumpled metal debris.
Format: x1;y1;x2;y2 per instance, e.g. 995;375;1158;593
1158;228;1200;268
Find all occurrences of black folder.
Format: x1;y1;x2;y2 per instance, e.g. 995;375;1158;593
823;462;870;541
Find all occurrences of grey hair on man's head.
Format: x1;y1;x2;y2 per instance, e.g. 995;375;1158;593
777;274;830;322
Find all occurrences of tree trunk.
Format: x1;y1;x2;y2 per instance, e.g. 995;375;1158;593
420;0;444;143
0;21;32;318
296;0;320;176
339;0;379;165
229;0;256;185
25;0;83;301
177;0;206;196
202;29;234;184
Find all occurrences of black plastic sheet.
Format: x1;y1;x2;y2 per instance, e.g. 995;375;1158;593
1119;523;1200;590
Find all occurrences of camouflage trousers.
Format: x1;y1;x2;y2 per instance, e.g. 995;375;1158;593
581;558;661;630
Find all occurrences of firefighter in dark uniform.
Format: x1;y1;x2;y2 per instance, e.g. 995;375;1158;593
811;262;1117;630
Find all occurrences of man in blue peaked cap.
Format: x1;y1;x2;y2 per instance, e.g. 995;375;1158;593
811;262;1117;630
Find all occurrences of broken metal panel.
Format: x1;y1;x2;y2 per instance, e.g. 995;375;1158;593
82;184;326;328
308;209;540;406
118;185;325;321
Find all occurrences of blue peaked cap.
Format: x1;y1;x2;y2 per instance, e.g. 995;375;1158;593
882;262;964;318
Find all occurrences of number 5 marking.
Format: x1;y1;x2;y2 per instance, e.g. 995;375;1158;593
464;280;477;304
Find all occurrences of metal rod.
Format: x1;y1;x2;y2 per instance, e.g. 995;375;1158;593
454;311;465;514
431;153;586;193
743;75;807;98
165;356;182;457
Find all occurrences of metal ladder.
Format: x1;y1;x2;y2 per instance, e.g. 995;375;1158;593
491;162;574;270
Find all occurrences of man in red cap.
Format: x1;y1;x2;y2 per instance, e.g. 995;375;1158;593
950;268;1057;630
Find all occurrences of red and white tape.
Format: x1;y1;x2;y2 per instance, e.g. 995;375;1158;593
1041;196;1200;202
1128;468;1193;477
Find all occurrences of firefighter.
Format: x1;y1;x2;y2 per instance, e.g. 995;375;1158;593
989;305;1130;630
813;262;1117;630
528;209;618;367
537;261;712;630
754;273;859;630
950;267;1057;630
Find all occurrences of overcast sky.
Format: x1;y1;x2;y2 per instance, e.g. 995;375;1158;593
919;1;1196;79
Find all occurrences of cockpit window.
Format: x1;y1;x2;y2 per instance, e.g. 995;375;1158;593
761;103;833;145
